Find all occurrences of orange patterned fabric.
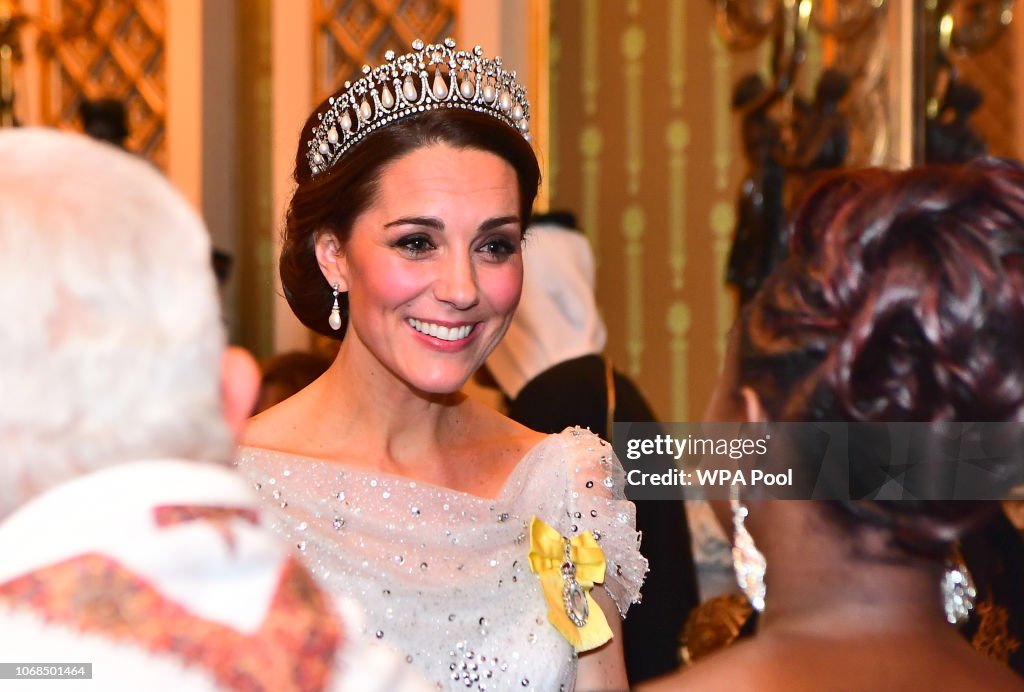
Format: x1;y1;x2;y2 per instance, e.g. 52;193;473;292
153;505;260;528
0;553;342;691
152;505;261;552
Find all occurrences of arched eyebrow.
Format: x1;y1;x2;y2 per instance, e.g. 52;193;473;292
382;215;521;232
479;216;521;232
383;216;443;230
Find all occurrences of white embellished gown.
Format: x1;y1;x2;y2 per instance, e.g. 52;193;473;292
235;427;647;691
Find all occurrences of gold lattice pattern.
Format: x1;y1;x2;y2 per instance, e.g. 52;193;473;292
313;0;457;103
41;0;165;167
958;30;1018;159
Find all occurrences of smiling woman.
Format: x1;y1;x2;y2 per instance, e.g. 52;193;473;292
280;104;539;342
235;39;646;691
315;145;524;396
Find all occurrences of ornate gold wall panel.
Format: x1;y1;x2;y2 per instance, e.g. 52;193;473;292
709;28;733;367
236;0;274;357
40;0;166;166
825;7;891;165
580;0;598;116
549;1;763;421
958;28;1018;159
313;0;456;103
548;1;917;420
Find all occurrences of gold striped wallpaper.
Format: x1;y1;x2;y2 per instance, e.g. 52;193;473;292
547;0;766;422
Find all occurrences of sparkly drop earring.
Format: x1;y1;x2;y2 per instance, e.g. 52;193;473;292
731;490;766;612
942;545;977;625
329;283;342;331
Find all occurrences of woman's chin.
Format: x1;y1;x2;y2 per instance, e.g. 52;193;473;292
407;374;473;399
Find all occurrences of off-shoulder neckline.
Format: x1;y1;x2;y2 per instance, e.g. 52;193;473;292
236;427;595;503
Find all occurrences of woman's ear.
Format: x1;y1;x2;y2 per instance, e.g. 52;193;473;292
314;231;348;292
740;386;768;423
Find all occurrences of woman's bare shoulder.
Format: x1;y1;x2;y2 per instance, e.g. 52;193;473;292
453;398;548;456
638;636;1024;692
242;389;317;452
635;643;769;692
437;399;549;493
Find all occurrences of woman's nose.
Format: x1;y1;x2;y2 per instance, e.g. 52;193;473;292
432;251;479;309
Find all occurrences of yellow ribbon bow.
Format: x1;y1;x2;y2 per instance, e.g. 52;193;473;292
527;516;612;652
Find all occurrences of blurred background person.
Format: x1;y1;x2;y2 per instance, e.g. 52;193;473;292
75;96;237;314
0;129;428;692
485;212;700;685
78;97;129;149
643;160;1024;690
254;350;334;414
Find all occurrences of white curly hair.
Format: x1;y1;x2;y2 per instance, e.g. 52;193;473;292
0;129;231;517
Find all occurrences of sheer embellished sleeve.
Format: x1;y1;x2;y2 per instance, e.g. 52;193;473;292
560;427;648;618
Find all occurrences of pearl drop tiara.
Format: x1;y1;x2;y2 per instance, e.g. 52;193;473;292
306;37;531;177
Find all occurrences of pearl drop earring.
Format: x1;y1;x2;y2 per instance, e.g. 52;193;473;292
329;284;342;331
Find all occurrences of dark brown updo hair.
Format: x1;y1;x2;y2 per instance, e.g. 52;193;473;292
736;159;1024;554
280;106;541;339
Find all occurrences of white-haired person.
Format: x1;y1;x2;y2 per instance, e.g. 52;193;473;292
0;129;429;692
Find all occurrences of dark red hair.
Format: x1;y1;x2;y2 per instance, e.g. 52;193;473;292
736;159;1024;552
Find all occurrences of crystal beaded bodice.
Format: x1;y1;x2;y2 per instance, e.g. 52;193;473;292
235;428;646;691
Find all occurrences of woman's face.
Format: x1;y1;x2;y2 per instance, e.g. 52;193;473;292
319;144;523;395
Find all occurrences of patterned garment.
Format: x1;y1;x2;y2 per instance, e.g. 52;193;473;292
0;459;431;692
0;553;338;690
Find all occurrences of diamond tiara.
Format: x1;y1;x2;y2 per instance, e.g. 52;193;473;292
306;37;531;177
